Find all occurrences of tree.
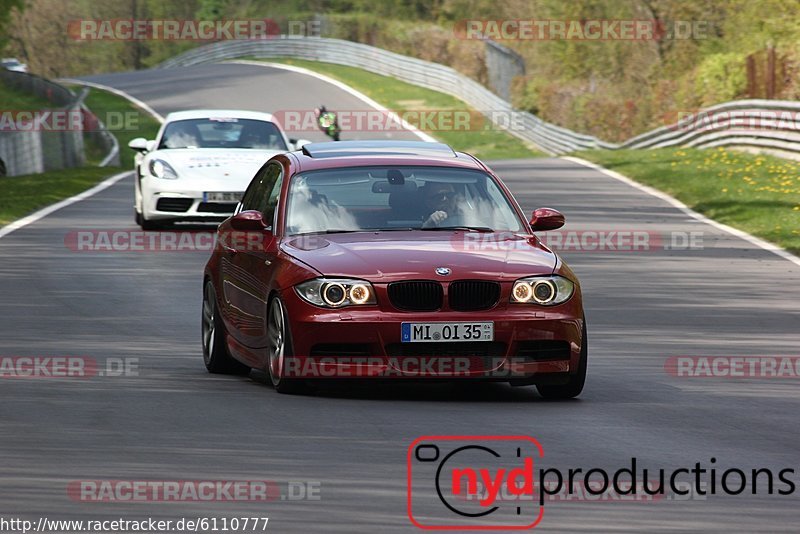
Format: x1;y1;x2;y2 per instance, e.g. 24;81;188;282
0;0;25;51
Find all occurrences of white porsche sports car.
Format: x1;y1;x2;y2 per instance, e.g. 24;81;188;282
128;110;308;229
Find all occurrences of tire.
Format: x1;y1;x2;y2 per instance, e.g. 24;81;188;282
202;281;250;374
135;210;142;226
537;319;587;399
139;215;163;231
267;297;305;394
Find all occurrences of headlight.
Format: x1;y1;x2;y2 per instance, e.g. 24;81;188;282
511;276;574;305
295;278;377;308
149;159;178;179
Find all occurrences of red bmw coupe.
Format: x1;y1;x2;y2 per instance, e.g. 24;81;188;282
202;141;586;398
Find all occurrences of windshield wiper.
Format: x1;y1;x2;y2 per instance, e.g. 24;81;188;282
365;227;417;232
420;226;494;232
294;229;365;236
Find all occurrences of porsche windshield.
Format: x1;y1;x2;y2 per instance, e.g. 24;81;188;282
158;118;288;150
285;166;524;235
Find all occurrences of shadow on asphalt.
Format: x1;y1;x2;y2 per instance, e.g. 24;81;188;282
247;369;583;403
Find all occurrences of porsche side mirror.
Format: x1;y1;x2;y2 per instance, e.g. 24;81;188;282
290;138;311;150
530;208;565;231
128;137;149;152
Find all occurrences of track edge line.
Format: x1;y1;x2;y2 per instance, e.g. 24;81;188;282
562;155;800;268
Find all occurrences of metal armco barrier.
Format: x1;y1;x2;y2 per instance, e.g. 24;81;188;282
150;37;800;158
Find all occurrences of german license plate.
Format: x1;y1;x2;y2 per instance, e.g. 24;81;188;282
204;191;241;202
401;322;494;343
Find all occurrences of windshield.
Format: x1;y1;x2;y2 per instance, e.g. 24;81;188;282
158;118;288;150
284;166;523;236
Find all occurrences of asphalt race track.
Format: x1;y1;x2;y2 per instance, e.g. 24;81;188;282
1;62;799;532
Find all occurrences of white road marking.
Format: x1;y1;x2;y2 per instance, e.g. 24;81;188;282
563;156;800;268
58;78;166;123
0;171;131;239
227;60;437;143
0;80;165;240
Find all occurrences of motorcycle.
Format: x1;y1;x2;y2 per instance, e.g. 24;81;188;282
315;105;341;141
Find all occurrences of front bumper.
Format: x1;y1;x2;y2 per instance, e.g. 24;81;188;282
142;185;240;222
280;287;584;382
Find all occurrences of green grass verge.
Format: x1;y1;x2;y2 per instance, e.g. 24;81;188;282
574;147;800;255
0;86;161;227
0;80;51;111
247;57;543;160
75;85;162;168
0;167;114;227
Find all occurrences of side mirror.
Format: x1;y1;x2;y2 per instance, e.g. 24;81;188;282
230;210;269;231
529;208;565;231
289;138;311;150
146;140;157;152
128;137;149;152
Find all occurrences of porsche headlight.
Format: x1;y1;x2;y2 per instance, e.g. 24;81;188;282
149;159;178;179
295;278;377;308
511;276;574;305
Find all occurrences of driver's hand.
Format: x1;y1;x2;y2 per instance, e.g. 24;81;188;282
423;210;448;228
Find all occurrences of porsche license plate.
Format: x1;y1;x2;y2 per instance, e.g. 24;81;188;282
204;191;241;202
401;322;494;343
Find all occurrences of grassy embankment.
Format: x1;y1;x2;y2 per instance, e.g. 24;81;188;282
575;148;800;254
0;82;160;226
250;57;544;160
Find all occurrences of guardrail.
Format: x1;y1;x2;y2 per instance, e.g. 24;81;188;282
157;38;800;157
0;71;119;177
622;100;800;158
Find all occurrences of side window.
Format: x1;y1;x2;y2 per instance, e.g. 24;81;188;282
260;169;284;229
240;162;281;214
240;171;267;212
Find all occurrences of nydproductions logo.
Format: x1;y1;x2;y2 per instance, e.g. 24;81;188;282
408;438;797;530
407;436;544;530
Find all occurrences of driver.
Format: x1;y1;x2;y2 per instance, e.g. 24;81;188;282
421;182;461;228
239;124;269;148
164;121;200;148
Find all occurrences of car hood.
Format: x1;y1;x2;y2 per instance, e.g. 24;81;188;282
151;148;282;188
281;231;556;282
